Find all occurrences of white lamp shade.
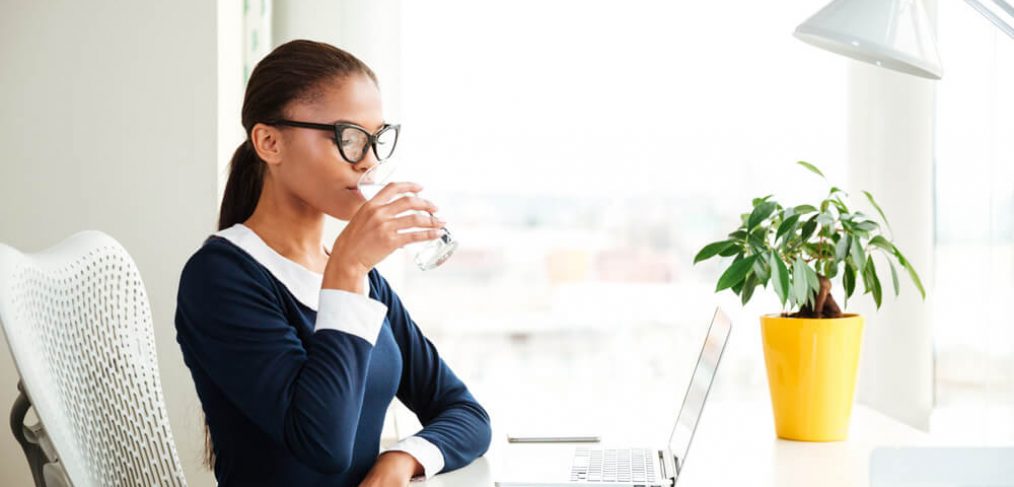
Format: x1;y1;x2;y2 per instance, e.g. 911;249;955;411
795;0;942;79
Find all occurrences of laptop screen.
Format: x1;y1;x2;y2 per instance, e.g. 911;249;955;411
667;308;732;473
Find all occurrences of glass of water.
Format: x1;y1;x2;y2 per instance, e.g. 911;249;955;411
357;162;458;270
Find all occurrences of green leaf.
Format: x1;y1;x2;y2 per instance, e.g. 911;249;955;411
836;234;850;263
856;220;880;232
843;262;857;301
868;235;894;253
800;217;818;242
891;247;926;299
794;204;818;215
716;255;759;292
770;253;790;306
866;258;882;309
749;224;767;240
843;220;872;238
816;212;835;227
830;198;850;214
824;259;839;279
776;213;801;241
797;161;825;179
740;273;758;305
748;201;777;230
888;260;900;297
752;254;770;284
850;237;866;270
694;240;736;264
839;261;855;308
902;260;926;299
863;190;893;234
718;244;741;257
792;257;810;307
805;264;820;294
802;242;821;258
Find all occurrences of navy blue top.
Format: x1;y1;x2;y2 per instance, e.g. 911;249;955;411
174;236;491;486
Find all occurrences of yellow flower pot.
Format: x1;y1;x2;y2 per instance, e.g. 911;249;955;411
760;313;864;441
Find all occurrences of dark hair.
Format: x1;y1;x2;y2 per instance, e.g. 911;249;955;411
206;40;378;470
217;39;379;231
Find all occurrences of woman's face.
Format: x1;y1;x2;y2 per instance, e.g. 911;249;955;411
268;74;384;221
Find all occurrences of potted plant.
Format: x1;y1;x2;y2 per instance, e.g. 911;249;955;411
693;161;925;441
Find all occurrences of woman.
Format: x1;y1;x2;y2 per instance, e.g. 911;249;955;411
174;39;491;486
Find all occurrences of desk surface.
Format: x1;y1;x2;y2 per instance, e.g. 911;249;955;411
418;400;928;486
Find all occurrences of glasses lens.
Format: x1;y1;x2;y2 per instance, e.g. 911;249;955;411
338;126;369;162
375;126;399;160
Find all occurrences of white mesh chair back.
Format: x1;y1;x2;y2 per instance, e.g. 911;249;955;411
0;231;187;486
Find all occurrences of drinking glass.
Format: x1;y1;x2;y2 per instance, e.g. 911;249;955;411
357;163;458;270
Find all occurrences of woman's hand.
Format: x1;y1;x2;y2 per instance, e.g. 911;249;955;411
324;182;444;292
357;451;424;487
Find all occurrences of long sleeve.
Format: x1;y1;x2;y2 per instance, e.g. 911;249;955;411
174;243;387;474
370;271;493;475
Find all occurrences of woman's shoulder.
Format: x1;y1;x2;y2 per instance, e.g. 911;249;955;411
179;235;273;291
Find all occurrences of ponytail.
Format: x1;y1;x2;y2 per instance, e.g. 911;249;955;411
217;140;265;231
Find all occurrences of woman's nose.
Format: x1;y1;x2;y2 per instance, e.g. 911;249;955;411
354;151;379;174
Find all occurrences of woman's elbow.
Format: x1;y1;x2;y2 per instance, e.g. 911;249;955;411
472;404;494;456
478;413;490;456
477;421;493;457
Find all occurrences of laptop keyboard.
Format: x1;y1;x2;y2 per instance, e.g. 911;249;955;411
570;447;657;483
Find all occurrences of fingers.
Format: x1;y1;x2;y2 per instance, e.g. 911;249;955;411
395;228;444;247
381;194;439;216
390;212;445;231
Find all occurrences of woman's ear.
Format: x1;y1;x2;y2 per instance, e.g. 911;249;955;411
250;123;283;165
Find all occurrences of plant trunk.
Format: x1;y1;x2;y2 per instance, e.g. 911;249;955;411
789;274;843;319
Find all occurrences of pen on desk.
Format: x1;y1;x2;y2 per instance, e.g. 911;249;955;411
506;434;601;443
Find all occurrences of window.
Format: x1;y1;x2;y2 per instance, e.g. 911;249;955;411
386;1;848;427
932;0;1014;441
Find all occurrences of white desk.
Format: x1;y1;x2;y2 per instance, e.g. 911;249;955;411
418;401;928;486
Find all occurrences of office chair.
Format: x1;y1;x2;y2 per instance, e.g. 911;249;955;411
0;231;187;486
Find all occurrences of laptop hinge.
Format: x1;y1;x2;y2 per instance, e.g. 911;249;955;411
659;450;676;482
658;451;678;486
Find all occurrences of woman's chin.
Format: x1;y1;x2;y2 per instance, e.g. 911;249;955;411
325;201;364;222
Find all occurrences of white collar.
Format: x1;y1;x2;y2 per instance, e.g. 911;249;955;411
212;223;369;311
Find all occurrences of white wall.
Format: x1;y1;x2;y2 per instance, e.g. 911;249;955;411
847;63;936;430
219;0;246;214
0;1;223;485
843;0;938;431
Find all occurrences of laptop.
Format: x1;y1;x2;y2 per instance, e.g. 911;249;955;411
494;308;732;487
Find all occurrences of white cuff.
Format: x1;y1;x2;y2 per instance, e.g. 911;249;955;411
314;288;388;346
380;435;445;481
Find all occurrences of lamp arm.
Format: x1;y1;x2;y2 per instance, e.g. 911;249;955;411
964;0;1014;38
